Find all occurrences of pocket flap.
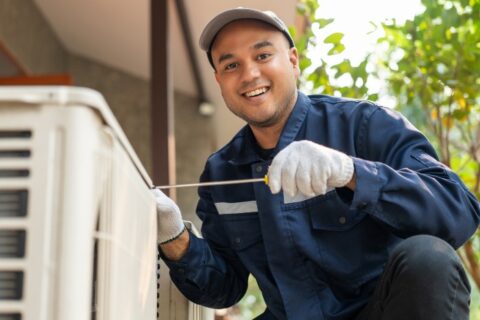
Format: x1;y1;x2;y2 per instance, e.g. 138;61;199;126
222;215;263;250
308;192;366;231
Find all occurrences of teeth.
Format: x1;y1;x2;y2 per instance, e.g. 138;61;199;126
245;87;268;97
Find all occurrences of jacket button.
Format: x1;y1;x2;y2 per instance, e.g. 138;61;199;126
255;165;263;173
234;237;241;244
339;216;347;224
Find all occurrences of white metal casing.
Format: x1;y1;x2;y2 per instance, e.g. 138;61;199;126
0;86;213;320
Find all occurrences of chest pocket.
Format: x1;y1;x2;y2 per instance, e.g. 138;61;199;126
283;190;365;231
283;190;386;286
221;213;263;251
311;195;364;231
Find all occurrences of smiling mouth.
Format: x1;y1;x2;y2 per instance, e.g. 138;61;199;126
243;87;269;98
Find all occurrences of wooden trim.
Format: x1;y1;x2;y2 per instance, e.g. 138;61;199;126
0;40;29;76
0;74;72;85
151;0;176;195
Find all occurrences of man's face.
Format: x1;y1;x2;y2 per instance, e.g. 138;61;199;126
211;20;299;128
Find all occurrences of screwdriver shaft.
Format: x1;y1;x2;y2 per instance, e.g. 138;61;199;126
154;176;267;189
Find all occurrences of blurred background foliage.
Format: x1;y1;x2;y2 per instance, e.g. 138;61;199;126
237;0;480;318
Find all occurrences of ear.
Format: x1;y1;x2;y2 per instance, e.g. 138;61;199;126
289;47;300;77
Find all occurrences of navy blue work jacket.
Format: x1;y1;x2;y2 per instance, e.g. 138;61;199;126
163;92;480;320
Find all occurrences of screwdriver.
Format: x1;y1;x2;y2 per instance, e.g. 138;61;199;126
154;175;269;190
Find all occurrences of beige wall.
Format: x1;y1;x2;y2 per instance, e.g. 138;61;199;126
174;92;215;226
0;0;66;74
67;54;153;174
0;0;215;228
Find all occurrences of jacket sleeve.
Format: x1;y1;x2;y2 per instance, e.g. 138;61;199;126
342;106;480;248
160;167;249;308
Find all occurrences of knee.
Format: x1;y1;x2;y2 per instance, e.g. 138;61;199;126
390;235;464;280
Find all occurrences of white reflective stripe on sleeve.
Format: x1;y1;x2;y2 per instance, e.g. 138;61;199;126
215;201;258;214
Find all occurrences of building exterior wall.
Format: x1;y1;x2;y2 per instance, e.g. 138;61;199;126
174;91;215;226
67;54;153;175
0;0;66;74
0;0;215;229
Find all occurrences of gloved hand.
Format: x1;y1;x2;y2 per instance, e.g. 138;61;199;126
268;140;354;197
151;189;185;244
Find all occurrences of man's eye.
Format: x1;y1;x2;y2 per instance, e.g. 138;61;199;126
225;63;238;71
257;53;271;60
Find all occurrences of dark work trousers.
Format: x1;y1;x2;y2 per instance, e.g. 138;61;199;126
355;235;471;320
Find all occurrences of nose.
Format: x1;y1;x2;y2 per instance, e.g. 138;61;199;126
240;61;261;83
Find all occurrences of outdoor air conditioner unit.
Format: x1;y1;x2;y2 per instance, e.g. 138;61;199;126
0;86;213;320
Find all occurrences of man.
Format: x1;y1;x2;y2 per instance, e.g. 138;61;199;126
153;7;480;320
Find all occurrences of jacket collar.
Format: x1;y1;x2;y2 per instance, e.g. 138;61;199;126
228;92;310;166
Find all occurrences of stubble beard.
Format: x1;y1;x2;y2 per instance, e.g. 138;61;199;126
228;88;297;128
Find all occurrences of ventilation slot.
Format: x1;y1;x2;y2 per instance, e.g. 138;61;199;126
0;191;28;217
0;131;31;139
0;313;21;320
0;170;29;178
0;151;30;158
0;230;26;258
0;271;23;300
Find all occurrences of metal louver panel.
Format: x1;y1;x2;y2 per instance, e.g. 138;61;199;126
0;130;32;159
0;130;29;318
0;314;21;320
0;131;31;139
0;271;23;300
0;171;29;178
0;151;30;158
0;230;25;258
0;129;31;179
0;191;28;218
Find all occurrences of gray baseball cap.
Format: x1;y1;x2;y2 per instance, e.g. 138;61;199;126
199;7;295;66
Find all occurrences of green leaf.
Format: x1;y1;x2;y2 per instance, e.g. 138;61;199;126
324;32;344;44
296;2;307;15
316;18;334;29
299;58;312;72
331;60;352;78
326;43;345;56
288;26;297;40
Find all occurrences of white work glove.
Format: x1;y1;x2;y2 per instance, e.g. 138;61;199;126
151;189;185;244
268;140;354;197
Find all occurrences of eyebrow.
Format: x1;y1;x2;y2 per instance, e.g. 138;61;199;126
216;40;275;65
253;40;274;50
218;53;234;65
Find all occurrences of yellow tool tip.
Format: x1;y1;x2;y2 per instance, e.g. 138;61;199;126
264;175;269;185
